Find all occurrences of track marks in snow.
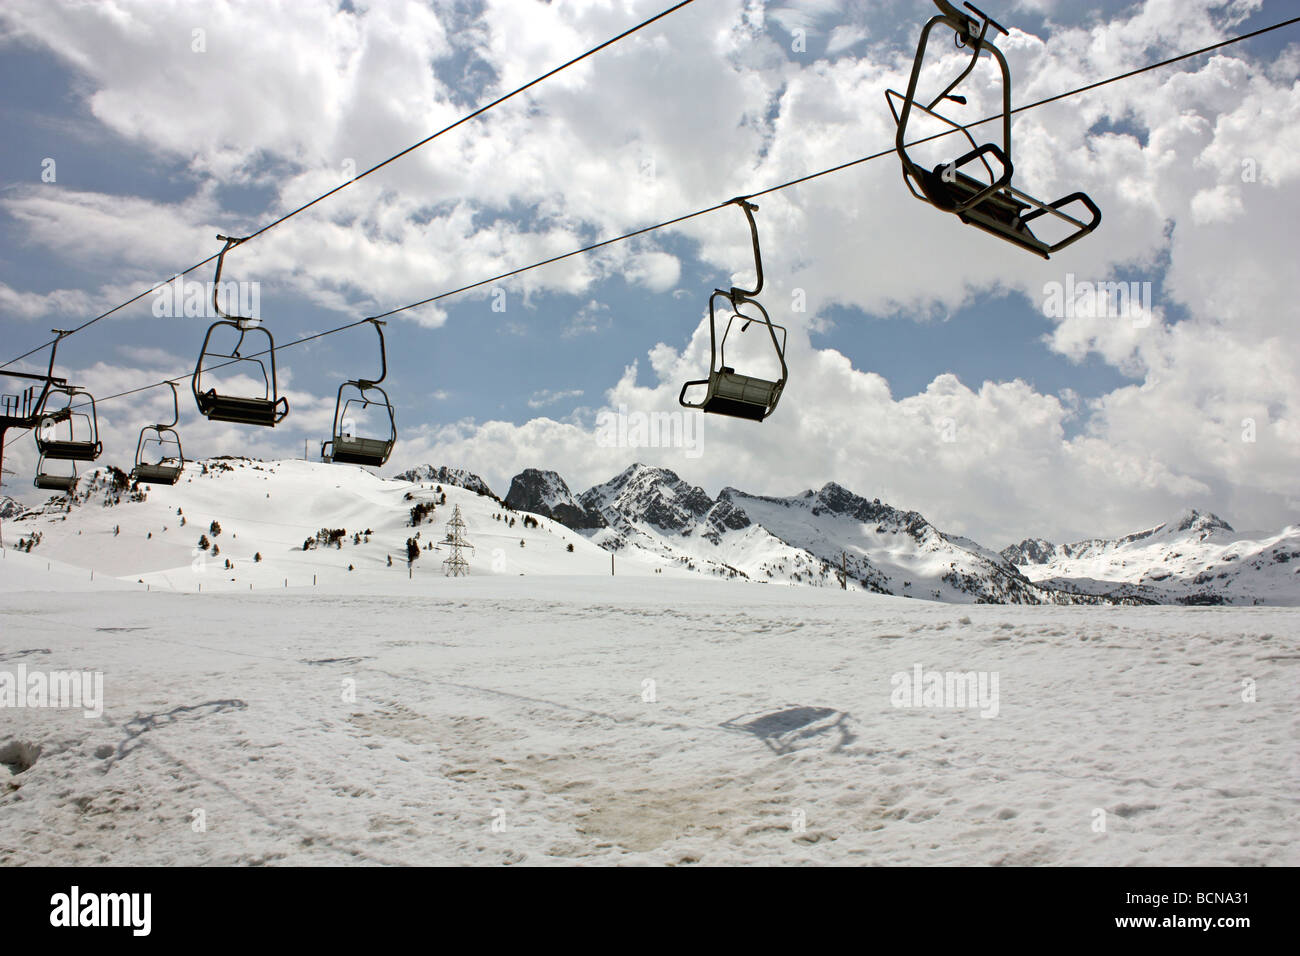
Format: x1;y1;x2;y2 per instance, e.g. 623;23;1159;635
102;700;248;771
0;647;50;661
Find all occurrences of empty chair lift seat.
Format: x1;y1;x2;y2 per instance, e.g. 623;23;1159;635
196;391;287;427
922;164;1097;259
327;437;392;467
34;474;77;492
699;368;783;422
133;462;183;485
36;438;101;462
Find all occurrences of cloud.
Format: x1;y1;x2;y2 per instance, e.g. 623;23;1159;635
527;387;585;409
562;299;610;338
0;281;98;321
1;0;1297;542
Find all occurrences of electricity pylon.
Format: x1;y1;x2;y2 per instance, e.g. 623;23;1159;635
442;504;474;577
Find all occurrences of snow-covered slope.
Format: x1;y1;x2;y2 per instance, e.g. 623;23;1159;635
1004;509;1300;606
393;464;498;501
0;543;138;593
1;459;666;591
3;575;1295;865
721;483;1097;604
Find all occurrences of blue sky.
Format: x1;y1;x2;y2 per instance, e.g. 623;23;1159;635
1;0;1297;544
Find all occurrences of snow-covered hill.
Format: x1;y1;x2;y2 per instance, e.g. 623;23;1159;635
392;464;498;501
1;459;667;592
1003;509;1300;606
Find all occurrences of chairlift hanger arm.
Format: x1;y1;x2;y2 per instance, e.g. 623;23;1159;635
962;3;1008;37
675;293;726;407
933;1;1007;43
726;198;764;300
359;318;388;388
157;380;180;430
84;386;98;441
212;234;256;327
677;291;735;409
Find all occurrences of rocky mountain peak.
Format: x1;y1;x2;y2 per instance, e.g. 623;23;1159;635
394;465;497;501
1000;537;1058;566
1168;508;1234;538
505;468;606;530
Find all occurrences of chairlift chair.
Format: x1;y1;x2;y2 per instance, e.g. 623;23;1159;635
679;199;788;422
192;235;289;427
886;1;1100;258
132;382;186;485
34;455;78;494
33;384;102;462
321;319;397;468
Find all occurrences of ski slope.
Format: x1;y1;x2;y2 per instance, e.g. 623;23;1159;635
2;548;1297;865
2;459;667;593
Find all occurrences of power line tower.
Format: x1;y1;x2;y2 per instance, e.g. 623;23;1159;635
442;504;474;577
0;329;68;493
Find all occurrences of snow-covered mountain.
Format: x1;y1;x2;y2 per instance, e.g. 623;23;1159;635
565;464;1128;603
6;459;1295;605
498;465;1296;605
1002;509;1300;606
504;469;606;530
720;482;1084;603
393;464;498;501
1003;509;1234;565
575;464;822;582
0;495;22;519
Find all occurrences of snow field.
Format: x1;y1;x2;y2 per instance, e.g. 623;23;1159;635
1;574;1295;865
